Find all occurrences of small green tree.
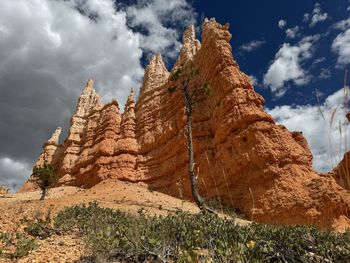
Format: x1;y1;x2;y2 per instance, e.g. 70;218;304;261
32;163;56;200
169;64;211;211
0;184;10;194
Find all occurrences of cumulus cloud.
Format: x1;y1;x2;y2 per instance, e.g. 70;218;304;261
319;68;331;79
278;19;287;29
304;3;328;27
334;18;350;30
267;87;350;172
0;0;197;189
238;39;265;53
285;26;300;39
312;57;326;65
249;75;258;86
332;18;350;66
0;157;32;191
126;0;197;61
263;35;320;97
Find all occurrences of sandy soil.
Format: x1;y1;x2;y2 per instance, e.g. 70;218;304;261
0;180;248;262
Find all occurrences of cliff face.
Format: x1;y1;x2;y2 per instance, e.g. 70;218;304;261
20;18;350;229
329;152;350;191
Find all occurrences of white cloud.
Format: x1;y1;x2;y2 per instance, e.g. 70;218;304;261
319;68;331;79
0;0;197;189
0;157;32;191
267;87;350;172
126;0;197;61
309;3;329;27
332;16;350;66
312;57;326;65
0;0;145;103
249;75;258;86
285;26;300;39
263;35;320;97
0;0;196;103
278;19;287;29
238;39;265;53
303;13;310;23
334;18;350;30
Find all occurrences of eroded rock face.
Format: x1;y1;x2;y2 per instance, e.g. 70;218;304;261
58;79;104;184
21;18;350;230
19;127;63;192
173;25;201;70
328;152;350;191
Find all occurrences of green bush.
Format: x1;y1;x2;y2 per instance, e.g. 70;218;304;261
13;234;37;258
0;232;37;259
53;202;350;262
24;218;53;239
32;163;56;200
21;209;54;239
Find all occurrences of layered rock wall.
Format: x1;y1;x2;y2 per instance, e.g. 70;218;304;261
21;18;350;229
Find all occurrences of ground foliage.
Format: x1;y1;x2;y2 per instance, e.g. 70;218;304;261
52;202;350;263
0;232;37;259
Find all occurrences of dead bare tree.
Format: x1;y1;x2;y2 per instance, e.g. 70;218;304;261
169;64;211;211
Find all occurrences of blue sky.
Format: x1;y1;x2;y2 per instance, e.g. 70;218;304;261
0;0;349;190
194;1;349;107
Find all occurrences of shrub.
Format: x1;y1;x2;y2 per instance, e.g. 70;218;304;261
0;232;37;259
53;203;350;262
24;218;53;239
13;234;37;258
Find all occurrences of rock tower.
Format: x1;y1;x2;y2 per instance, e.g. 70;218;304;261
21;18;350;230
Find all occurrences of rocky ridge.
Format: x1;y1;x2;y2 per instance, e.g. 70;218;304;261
20;18;350;230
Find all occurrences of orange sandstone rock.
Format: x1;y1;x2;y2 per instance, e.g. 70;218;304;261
21;18;350;230
328;152;350;191
19;127;63;192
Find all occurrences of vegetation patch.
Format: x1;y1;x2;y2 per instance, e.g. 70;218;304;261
1;202;349;262
53;202;350;262
0;210;54;259
0;232;37;259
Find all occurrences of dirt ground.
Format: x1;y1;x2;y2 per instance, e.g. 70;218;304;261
0;180;248;262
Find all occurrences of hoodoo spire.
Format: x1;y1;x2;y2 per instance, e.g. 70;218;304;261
173;25;201;70
75;78;103;118
19;19;350;232
140;53;169;95
46;127;62;145
121;88;136;138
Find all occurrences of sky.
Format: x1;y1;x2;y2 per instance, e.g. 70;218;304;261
0;0;350;191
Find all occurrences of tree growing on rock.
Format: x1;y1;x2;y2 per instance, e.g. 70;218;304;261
0;184;10;195
32;163;56;200
169;64;211;211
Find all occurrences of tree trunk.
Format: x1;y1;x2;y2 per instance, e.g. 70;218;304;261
40;187;47;201
183;87;204;210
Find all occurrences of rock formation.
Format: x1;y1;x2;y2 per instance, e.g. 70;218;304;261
19;127;63;192
329;152;350;191
21;18;350;230
173;25;201;70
